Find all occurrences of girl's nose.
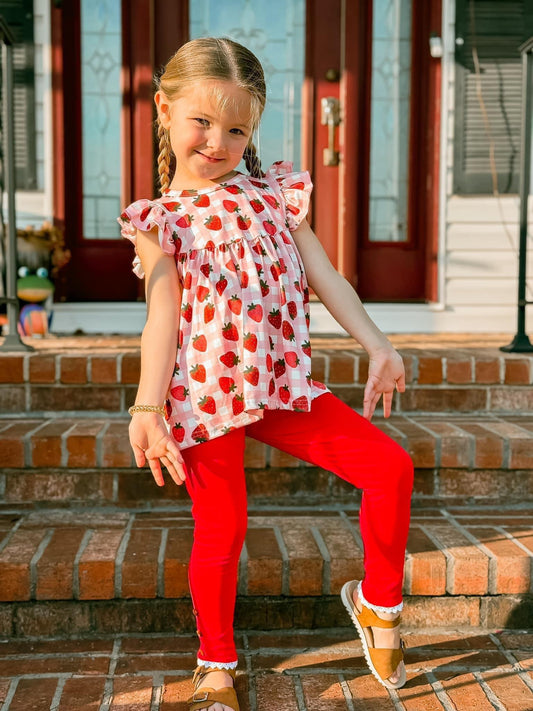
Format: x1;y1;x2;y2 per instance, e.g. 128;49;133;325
205;129;225;153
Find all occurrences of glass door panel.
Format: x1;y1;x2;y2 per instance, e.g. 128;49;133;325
368;0;412;243
189;0;306;169
80;0;122;239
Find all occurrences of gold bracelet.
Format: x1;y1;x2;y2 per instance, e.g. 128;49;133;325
128;404;165;416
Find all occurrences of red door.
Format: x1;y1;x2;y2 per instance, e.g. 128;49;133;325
306;0;441;301
53;0;440;303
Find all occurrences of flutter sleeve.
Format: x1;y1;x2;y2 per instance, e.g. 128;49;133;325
266;160;313;231
117;199;177;279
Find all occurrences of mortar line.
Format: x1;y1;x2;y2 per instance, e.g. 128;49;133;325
472;671;507;711
420;524;455;595
72;528;94;599
310;526;330;594
273;525;290;595
489;632;533;695
426;670;460;711
338;674;355;711
99;638;122;711
50;676;68;711
157;528;169;597
440;508;498;593
114;515;135;597
96;420;110;469
150;671;164;711
29;529;54;599
238;541;248;595
0;678;19;711
292;674;308;711
339;510;365;552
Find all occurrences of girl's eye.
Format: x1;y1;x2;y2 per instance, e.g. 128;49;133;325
194;118;209;127
230;128;245;135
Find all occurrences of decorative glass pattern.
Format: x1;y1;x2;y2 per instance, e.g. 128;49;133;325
81;0;122;239
189;0;305;170
368;0;412;242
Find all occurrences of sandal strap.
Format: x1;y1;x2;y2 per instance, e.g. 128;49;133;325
367;646;405;681
192;664;236;689
187;685;239;711
357;605;401;629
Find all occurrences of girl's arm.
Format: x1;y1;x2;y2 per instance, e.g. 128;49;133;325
129;227;185;485
291;219;405;420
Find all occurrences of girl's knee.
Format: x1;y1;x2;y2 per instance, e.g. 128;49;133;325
375;438;414;494
193;506;248;551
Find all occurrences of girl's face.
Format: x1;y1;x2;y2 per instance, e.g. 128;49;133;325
156;80;254;189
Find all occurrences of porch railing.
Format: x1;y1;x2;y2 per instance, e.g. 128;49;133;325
0;15;33;352
502;36;533;352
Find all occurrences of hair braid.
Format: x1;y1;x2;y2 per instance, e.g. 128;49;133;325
157;121;173;195
243;142;264;179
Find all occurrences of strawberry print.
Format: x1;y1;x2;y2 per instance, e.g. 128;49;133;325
274;358;286;379
182;303;193;322
268;308;281;329
198;395;216;415
117;161;328;451
250;199;265;213
222;322;239;341
190;364;206;383
216;275;228;295
177;214;193;228
247;303;263;322
205;215;222;230
196;285;210;302
232;394;245;415
204;302;215;323
263;194;280;209
292;396;309;411
237;214;251;230
172;422;185;443
279;385;290;403
243;332;257;352
228;295;242;315
285;351;300;368
287;301;297;319
193;334;207;351
191;424;209;443
223;199;239;212
243;365;259;386
220;351;240;368
171;385;189;401
219;376;236;393
193;194;210;208
282;320;295;341
263;219;276;236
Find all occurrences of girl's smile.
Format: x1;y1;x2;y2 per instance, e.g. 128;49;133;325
156;80;253;189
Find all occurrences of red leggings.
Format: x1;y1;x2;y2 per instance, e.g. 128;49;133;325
181;393;413;665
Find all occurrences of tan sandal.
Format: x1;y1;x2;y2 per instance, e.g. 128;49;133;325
187;665;240;711
341;579;406;689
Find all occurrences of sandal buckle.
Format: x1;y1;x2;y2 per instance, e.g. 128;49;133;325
192;691;209;702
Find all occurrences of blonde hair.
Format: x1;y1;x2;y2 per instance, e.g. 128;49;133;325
154;37;266;194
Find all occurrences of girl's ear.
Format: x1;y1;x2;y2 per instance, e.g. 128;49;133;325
155;91;172;130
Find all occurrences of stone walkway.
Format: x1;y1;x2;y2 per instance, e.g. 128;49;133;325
0;627;532;710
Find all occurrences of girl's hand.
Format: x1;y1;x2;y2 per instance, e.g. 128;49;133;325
129;412;186;487
363;345;405;420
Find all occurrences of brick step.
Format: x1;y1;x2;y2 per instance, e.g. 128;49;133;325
2;414;533;507
1;347;533;415
0;507;532;636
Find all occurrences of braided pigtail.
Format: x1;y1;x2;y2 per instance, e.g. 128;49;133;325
243;142;264;179
157;121;173;195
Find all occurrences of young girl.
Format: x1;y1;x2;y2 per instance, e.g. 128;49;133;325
118;37;413;711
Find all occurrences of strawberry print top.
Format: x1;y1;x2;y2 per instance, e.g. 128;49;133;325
117;161;329;449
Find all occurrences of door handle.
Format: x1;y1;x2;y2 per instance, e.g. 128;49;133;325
321;97;341;166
